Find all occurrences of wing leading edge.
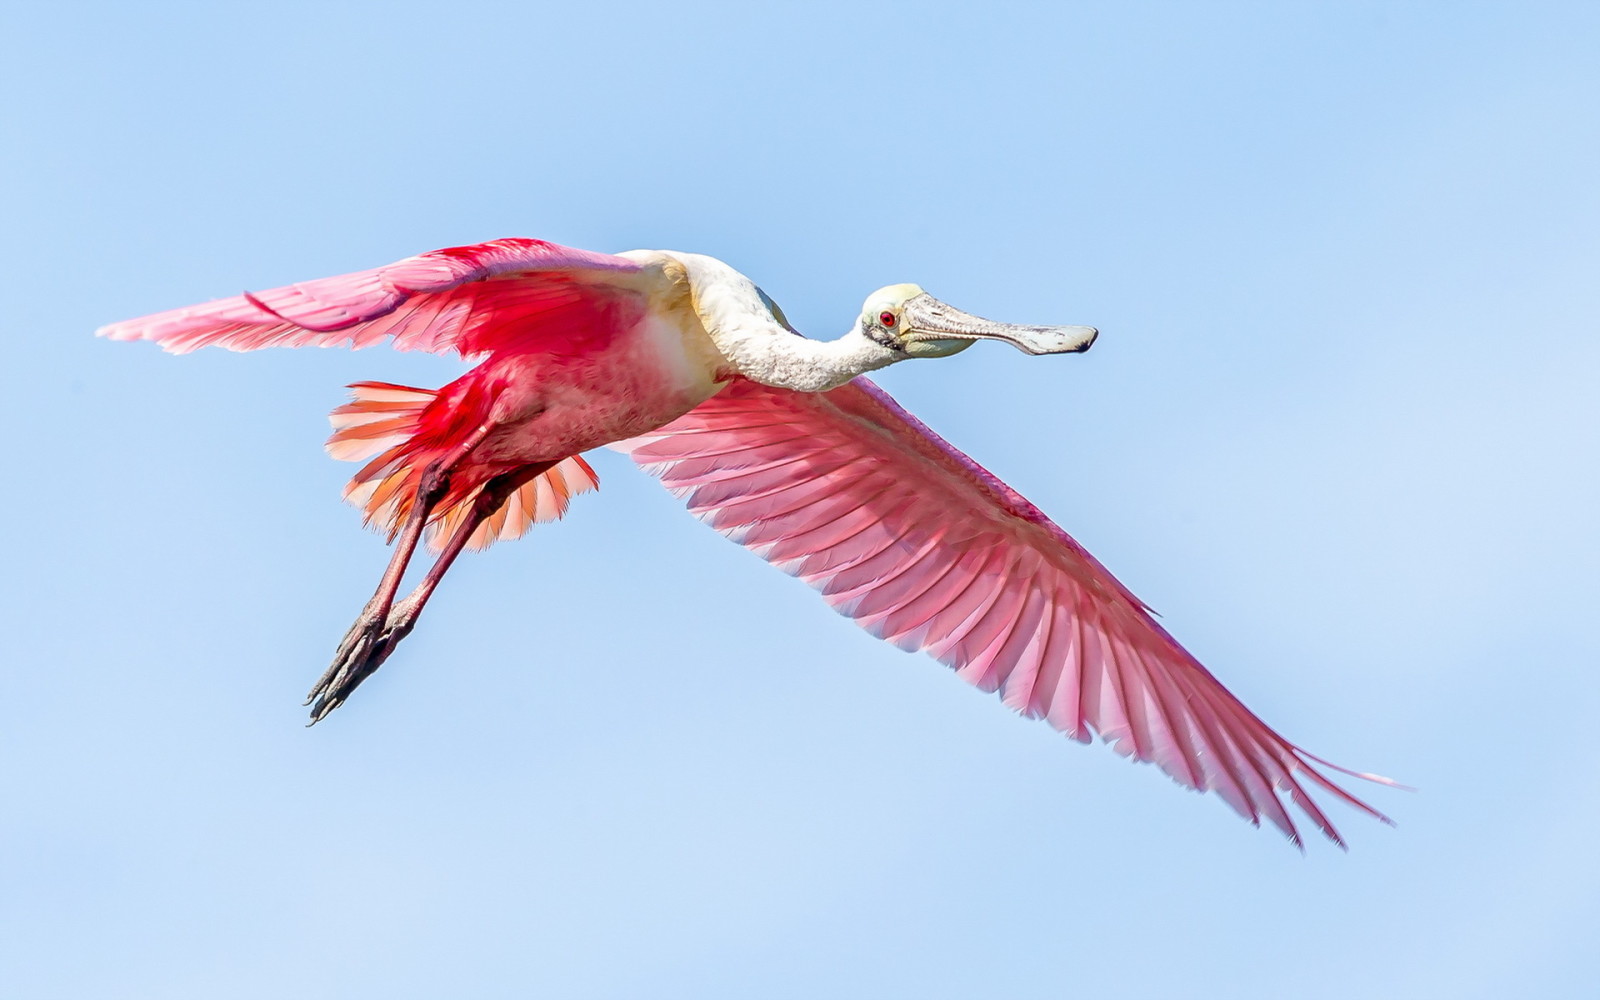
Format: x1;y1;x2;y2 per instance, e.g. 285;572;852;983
96;238;645;356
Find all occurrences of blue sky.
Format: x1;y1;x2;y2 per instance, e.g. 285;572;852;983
3;2;1598;997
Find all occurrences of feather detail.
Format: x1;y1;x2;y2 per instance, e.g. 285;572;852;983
95;238;644;356
326;381;598;551
619;376;1400;847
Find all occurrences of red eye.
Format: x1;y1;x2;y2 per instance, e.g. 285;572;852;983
879;311;897;327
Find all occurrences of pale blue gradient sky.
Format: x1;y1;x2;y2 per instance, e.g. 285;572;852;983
3;2;1598;997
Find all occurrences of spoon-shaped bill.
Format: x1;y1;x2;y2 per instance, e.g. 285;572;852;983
902;293;1099;355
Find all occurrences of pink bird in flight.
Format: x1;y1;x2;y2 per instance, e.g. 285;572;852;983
100;237;1397;847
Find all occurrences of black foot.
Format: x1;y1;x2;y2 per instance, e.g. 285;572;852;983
305;596;419;724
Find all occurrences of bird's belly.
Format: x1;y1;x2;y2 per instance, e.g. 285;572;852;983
473;314;724;465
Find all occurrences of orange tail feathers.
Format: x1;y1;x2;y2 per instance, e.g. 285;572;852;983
326;381;599;551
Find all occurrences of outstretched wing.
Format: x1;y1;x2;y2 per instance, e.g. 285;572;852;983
618;377;1398;848
96;238;645;357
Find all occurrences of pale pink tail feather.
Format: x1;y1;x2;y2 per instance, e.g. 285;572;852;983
327;381;598;551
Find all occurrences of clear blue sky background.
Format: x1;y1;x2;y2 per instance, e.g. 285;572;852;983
3;2;1597;997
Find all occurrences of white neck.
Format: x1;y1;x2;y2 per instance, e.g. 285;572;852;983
720;327;899;392
646;249;903;393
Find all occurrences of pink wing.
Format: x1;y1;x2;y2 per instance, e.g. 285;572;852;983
96;238;645;356
620;378;1398;848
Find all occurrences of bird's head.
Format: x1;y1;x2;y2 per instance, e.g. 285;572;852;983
857;284;1099;359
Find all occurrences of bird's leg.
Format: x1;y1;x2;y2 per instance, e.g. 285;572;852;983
305;423;497;723
306;461;554;723
373;462;555;655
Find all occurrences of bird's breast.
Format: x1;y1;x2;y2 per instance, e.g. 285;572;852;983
473;307;727;465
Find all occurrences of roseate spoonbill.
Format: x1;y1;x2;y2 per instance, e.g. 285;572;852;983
100;237;1396;847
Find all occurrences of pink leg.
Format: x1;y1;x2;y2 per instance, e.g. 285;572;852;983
305;460;552;723
305;424;497;723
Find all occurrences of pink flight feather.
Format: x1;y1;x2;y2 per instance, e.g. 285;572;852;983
95;238;643;356
619;377;1400;848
